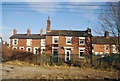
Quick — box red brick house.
[9,17,92,62]
[92,31,119,55]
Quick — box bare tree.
[97,2,120,54]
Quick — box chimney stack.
[40,29,44,36]
[46,16,51,32]
[104,31,109,38]
[86,28,91,35]
[13,29,17,35]
[27,28,31,35]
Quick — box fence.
[49,53,120,65]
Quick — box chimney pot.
[104,31,109,38]
[40,29,44,36]
[27,28,31,35]
[13,29,17,35]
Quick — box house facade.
[9,17,92,61]
[92,31,119,55]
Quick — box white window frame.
[95,52,99,55]
[52,36,59,44]
[65,49,71,61]
[12,47,17,50]
[19,47,24,50]
[66,37,72,45]
[41,39,46,46]
[41,47,45,54]
[112,45,116,51]
[79,37,85,45]
[34,47,39,54]
[104,45,109,51]
[26,47,32,52]
[12,39,18,45]
[79,47,85,58]
[52,47,59,54]
[26,39,32,46]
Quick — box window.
[41,39,45,46]
[79,47,85,58]
[79,37,85,45]
[26,47,32,52]
[26,39,32,46]
[12,47,17,50]
[19,47,24,51]
[12,39,18,45]
[41,47,45,54]
[95,52,99,55]
[34,47,39,54]
[112,45,117,51]
[66,37,72,44]
[105,45,109,51]
[53,36,59,44]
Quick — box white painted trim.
[79,37,85,45]
[12,39,18,45]
[34,47,39,54]
[65,37,72,45]
[78,37,85,39]
[41,39,45,46]
[26,39,32,46]
[26,47,32,52]
[65,49,71,61]
[41,47,45,54]
[79,47,85,58]
[52,47,58,54]
[63,46,74,50]
[12,47,17,50]
[52,36,59,44]
[19,47,24,50]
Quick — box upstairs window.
[66,37,72,44]
[105,45,109,51]
[41,39,45,46]
[26,39,32,46]
[112,45,117,51]
[12,39,18,45]
[53,36,59,44]
[79,37,85,45]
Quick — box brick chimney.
[40,28,44,36]
[27,28,31,35]
[86,28,91,35]
[46,16,51,32]
[13,29,17,35]
[104,31,109,38]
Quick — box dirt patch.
[1,63,119,79]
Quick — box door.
[65,49,71,62]
[53,48,58,63]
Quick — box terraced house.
[9,17,92,62]
[92,31,119,55]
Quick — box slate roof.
[92,36,119,44]
[10,34,46,39]
[47,30,90,37]
[9,30,91,39]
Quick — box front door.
[65,49,71,62]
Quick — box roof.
[92,36,120,45]
[47,30,91,37]
[10,34,46,39]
